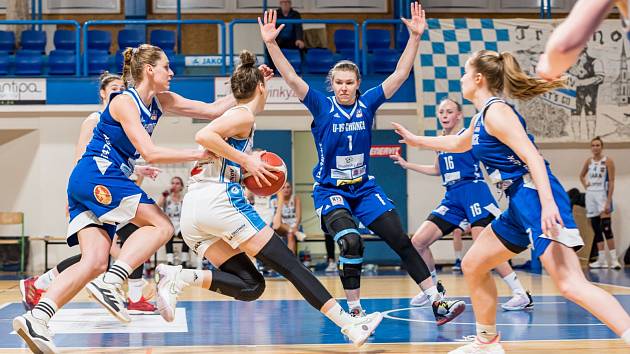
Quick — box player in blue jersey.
[261,3,465,325]
[394,50,630,353]
[12,44,274,353]
[154,50,383,347]
[536,0,628,80]
[391,97,532,311]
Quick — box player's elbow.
[141,148,160,164]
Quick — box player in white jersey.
[273,181,305,254]
[580,136,621,269]
[154,50,382,347]
[537,0,628,79]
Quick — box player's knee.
[411,233,430,251]
[237,279,266,302]
[555,278,582,301]
[157,221,175,244]
[461,254,482,275]
[81,256,109,277]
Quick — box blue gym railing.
[83,20,227,76]
[0,20,81,76]
[228,19,360,74]
[360,19,406,74]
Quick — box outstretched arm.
[382,2,426,99]
[259,10,309,100]
[392,121,473,153]
[390,154,440,176]
[536,0,614,80]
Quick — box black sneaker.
[437,280,446,297]
[433,298,466,326]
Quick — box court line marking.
[0,302,11,311]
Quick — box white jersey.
[164,194,182,234]
[252,194,277,225]
[586,157,609,193]
[281,195,297,227]
[189,106,254,185]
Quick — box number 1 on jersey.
[347,135,353,151]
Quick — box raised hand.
[389,154,409,169]
[392,122,421,147]
[401,2,427,37]
[258,64,274,82]
[258,9,285,44]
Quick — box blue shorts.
[491,173,584,258]
[67,157,154,246]
[313,177,395,228]
[430,180,500,230]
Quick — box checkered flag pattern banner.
[417,18,510,136]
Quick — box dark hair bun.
[239,50,256,68]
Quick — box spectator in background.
[159,176,192,268]
[265,0,305,72]
[273,181,305,255]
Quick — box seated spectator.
[273,181,305,254]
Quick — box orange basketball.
[242,152,287,197]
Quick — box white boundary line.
[0,302,12,311]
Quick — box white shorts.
[181,182,267,256]
[585,191,610,218]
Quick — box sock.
[502,272,526,295]
[181,252,189,263]
[430,270,438,284]
[127,278,144,302]
[179,269,204,287]
[34,269,56,291]
[31,297,58,323]
[324,302,353,328]
[167,253,174,264]
[454,251,463,260]
[347,299,362,310]
[103,260,132,285]
[598,250,606,262]
[609,249,617,261]
[424,285,441,302]
[476,323,498,343]
[622,328,630,345]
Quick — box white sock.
[31,297,58,323]
[609,249,617,261]
[181,252,189,263]
[179,269,204,287]
[502,272,525,295]
[598,250,606,262]
[476,323,498,343]
[347,300,361,310]
[430,270,438,284]
[127,278,144,302]
[423,285,441,302]
[34,269,56,291]
[622,328,630,345]
[167,253,174,264]
[324,302,353,328]
[103,260,132,285]
[454,251,463,260]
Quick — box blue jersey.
[471,97,546,185]
[302,85,386,186]
[438,129,483,189]
[83,88,163,178]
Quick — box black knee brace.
[601,217,614,240]
[255,233,332,310]
[590,216,603,243]
[369,210,431,284]
[210,253,265,302]
[55,254,82,273]
[323,209,363,290]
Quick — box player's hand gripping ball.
[243,152,287,196]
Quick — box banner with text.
[214,77,300,104]
[0,78,46,104]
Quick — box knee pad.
[337,233,364,276]
[218,253,266,302]
[601,218,614,240]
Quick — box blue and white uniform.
[472,97,583,257]
[585,157,613,217]
[67,88,161,246]
[180,106,266,256]
[304,85,395,227]
[430,129,500,231]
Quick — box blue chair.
[53,30,75,51]
[87,30,112,52]
[306,48,334,74]
[150,30,175,52]
[0,51,9,75]
[0,31,15,53]
[366,29,391,52]
[15,50,43,75]
[20,30,46,53]
[334,29,355,52]
[372,49,399,74]
[337,49,360,66]
[87,49,110,75]
[48,50,76,75]
[281,49,301,74]
[396,28,409,50]
[118,29,145,51]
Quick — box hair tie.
[132,47,138,55]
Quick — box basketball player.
[159,176,192,268]
[13,44,273,353]
[19,72,159,313]
[155,50,383,347]
[580,136,621,269]
[394,49,630,353]
[260,4,465,325]
[536,0,628,80]
[391,98,532,311]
